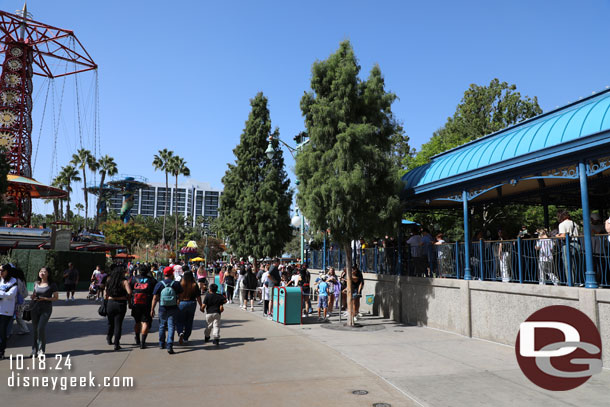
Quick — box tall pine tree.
[219,92,292,272]
[296,41,403,325]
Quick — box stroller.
[87,282,98,300]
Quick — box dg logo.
[515,305,603,391]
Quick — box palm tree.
[75,203,84,228]
[167,155,190,255]
[58,165,81,223]
[47,176,64,221]
[70,148,97,229]
[152,149,174,243]
[94,155,118,230]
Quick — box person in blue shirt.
[316,275,329,321]
[151,267,183,354]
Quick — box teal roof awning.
[403,89,610,193]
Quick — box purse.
[22,302,32,321]
[98,299,108,317]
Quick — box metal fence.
[306,234,610,288]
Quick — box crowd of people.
[0,261,228,359]
[0,257,368,360]
[216,259,365,323]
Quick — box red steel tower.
[0,3,96,223]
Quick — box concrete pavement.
[2,293,609,406]
[0,293,413,407]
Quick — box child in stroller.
[87,282,98,300]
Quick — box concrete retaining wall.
[355,272,610,366]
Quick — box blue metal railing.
[305,234,610,288]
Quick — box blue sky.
[18,0,610,215]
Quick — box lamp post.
[266,133,309,264]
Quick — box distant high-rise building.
[107,179,222,226]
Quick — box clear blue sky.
[19,0,610,215]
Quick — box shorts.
[352,293,362,299]
[64,283,76,292]
[244,290,256,301]
[131,304,152,324]
[318,295,328,309]
[197,278,208,284]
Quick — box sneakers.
[267,315,273,320]
[302,313,307,318]
[178,333,184,345]
[354,316,358,322]
[249,307,254,312]
[167,347,175,355]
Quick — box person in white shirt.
[556,210,580,285]
[0,265,18,359]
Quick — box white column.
[153,186,158,218]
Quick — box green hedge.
[13,249,106,291]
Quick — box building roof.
[403,88,610,193]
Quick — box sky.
[11,0,610,215]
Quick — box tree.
[70,148,97,229]
[102,220,153,252]
[218,92,292,272]
[296,41,403,325]
[167,155,190,256]
[152,149,174,243]
[404,79,544,235]
[406,78,542,171]
[75,203,84,219]
[94,155,118,230]
[58,165,81,224]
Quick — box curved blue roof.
[403,89,610,191]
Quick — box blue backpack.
[160,281,177,306]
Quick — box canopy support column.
[579,161,597,289]
[543,202,550,230]
[462,190,472,280]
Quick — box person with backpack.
[176,271,202,345]
[151,266,183,354]
[0,264,18,359]
[8,266,29,336]
[105,265,133,351]
[130,264,157,349]
[242,266,258,312]
[30,267,58,357]
[201,283,226,346]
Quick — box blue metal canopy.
[403,88,610,193]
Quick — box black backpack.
[132,277,152,305]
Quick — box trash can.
[215,275,225,295]
[272,286,302,325]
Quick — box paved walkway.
[1,293,609,406]
[0,293,412,407]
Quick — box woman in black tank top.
[104,266,132,351]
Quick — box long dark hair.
[180,271,197,298]
[106,266,126,297]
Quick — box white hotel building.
[108,179,222,226]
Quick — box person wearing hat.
[151,266,183,354]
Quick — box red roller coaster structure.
[0,3,96,224]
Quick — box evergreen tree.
[218,92,292,272]
[296,41,403,325]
